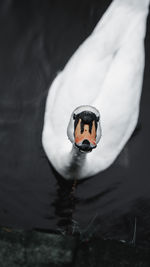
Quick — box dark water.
[0,0,150,247]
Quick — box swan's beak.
[74,119,97,152]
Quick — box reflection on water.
[52,168,80,233]
[52,168,100,240]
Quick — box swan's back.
[42,0,150,178]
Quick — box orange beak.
[74,119,97,147]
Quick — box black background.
[0,0,150,246]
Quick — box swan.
[42,0,150,180]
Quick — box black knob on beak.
[82,139,90,145]
[80,139,91,152]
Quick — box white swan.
[42,0,150,180]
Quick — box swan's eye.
[97,116,99,122]
[73,114,76,120]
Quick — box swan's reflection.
[52,168,80,233]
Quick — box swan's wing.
[87,1,150,175]
[43,0,149,176]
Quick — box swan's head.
[67,105,101,153]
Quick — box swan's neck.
[63,145,87,180]
[71,145,86,167]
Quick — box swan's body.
[42,0,150,179]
